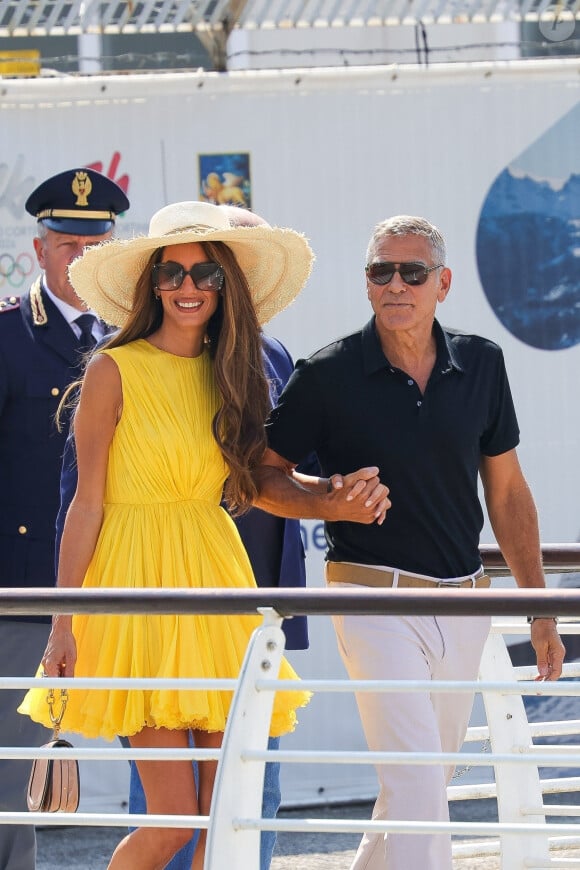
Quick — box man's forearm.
[485,468,565,680]
[293,470,332,494]
[253,463,390,525]
[487,480,545,589]
[253,464,331,519]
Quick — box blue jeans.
[126,735,281,870]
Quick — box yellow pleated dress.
[19,339,310,741]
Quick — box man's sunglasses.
[365,262,444,287]
[152,261,225,293]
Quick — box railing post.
[479,631,550,868]
[204,607,285,870]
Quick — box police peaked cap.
[25,168,130,236]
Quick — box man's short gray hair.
[366,215,446,266]
[36,222,49,241]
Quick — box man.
[54,205,316,870]
[253,215,565,869]
[0,167,129,870]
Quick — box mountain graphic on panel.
[475,102,580,351]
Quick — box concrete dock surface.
[35,799,580,869]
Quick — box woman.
[19,201,313,870]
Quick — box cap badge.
[72,171,92,207]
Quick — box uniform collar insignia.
[30,276,48,326]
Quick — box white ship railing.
[1,545,580,869]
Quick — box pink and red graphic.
[86,152,130,204]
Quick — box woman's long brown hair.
[59,240,270,513]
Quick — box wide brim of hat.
[68,225,314,327]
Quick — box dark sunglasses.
[365,262,444,287]
[152,260,225,293]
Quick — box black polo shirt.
[266,317,520,578]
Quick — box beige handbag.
[27,687,80,813]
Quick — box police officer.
[0,167,129,870]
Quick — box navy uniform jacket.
[0,281,99,618]
[56,334,313,650]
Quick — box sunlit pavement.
[36,801,580,869]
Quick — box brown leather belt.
[325,561,490,589]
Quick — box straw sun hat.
[68,200,315,327]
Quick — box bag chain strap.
[46,688,68,739]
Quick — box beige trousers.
[329,595,491,870]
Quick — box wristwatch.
[527,616,559,624]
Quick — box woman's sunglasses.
[365,262,444,287]
[153,261,225,293]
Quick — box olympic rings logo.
[0,251,34,289]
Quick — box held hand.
[328,466,391,525]
[42,617,77,678]
[530,619,565,681]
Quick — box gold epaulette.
[29,276,48,326]
[0,294,20,313]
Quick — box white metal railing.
[206,614,580,869]
[6,615,580,868]
[2,578,580,869]
[3,0,579,37]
